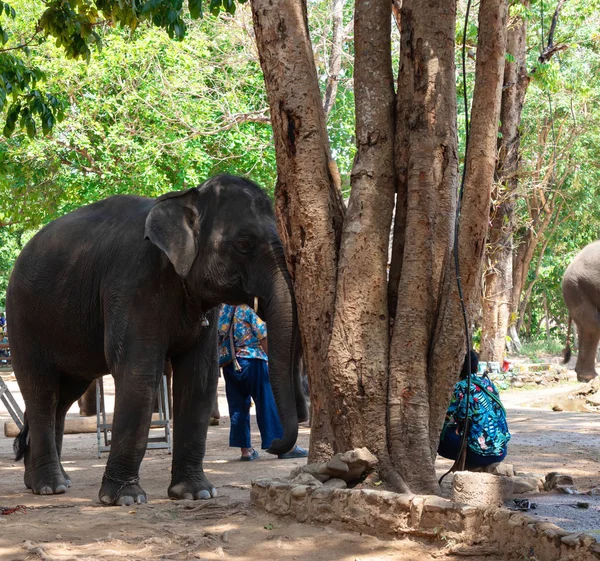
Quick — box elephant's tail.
[563,315,573,364]
[13,413,29,462]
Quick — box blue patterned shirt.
[218,304,268,361]
[443,374,510,456]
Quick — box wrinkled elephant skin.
[7,174,303,505]
[563,240,600,382]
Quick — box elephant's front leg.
[99,359,164,506]
[168,329,219,500]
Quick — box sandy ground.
[1,373,599,560]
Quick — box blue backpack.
[442,374,510,456]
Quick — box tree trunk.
[324,0,398,481]
[480,2,529,362]
[250,0,345,461]
[323,0,345,117]
[252,0,506,494]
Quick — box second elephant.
[562,240,600,382]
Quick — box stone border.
[251,479,600,561]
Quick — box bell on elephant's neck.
[200,314,209,327]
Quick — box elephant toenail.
[39,486,53,495]
[117,496,134,506]
[100,495,112,504]
[197,490,211,500]
[55,485,67,494]
[183,493,194,500]
[136,495,146,504]
[211,488,218,498]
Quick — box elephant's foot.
[576,370,598,383]
[60,464,72,488]
[168,475,217,500]
[25,467,69,495]
[99,474,147,506]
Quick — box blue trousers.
[223,357,283,449]
[438,426,507,468]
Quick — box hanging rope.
[438,0,474,485]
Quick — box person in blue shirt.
[218,304,308,461]
[438,350,510,470]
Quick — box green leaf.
[189,0,203,18]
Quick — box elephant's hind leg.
[19,367,69,495]
[575,321,600,383]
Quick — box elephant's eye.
[233,236,255,254]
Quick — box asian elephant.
[562,240,600,382]
[7,174,303,506]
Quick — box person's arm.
[243,306,268,347]
[260,337,268,354]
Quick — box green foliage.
[0,2,66,138]
[0,5,277,231]
[517,338,565,360]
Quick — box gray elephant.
[7,174,304,506]
[562,240,600,382]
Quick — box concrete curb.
[251,478,600,561]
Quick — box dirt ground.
[1,373,600,561]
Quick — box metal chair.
[96,375,172,457]
[0,374,24,431]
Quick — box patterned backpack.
[443,374,511,456]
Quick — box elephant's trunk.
[260,244,299,456]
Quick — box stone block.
[326,453,350,476]
[512,476,539,494]
[290,473,323,487]
[452,471,513,508]
[323,478,347,489]
[290,462,331,483]
[395,494,413,510]
[544,472,575,491]
[291,485,308,498]
[423,496,455,513]
[561,533,582,547]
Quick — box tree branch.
[0,29,39,54]
[323,0,346,117]
[538,0,568,63]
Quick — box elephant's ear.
[144,188,201,278]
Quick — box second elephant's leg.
[98,359,164,506]
[575,322,600,382]
[55,375,96,487]
[168,326,219,500]
[77,382,97,416]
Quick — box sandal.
[240,449,259,462]
[277,445,308,459]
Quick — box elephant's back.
[6,195,156,372]
[562,240,600,303]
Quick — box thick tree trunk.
[388,0,460,494]
[250,0,345,460]
[252,0,505,494]
[480,3,529,362]
[388,0,507,493]
[325,0,398,479]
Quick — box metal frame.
[96,375,172,457]
[0,373,24,430]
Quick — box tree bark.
[325,0,398,479]
[251,0,345,460]
[387,0,459,494]
[480,2,529,362]
[252,0,506,494]
[388,0,507,493]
